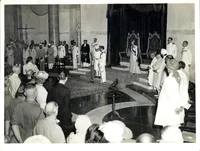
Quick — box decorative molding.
[167,29,195,35]
[81,31,107,35]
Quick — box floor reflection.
[103,106,161,140]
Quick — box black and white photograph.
[0,0,199,148]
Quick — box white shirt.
[52,45,58,58]
[36,84,48,110]
[182,47,192,65]
[8,73,21,98]
[58,45,66,58]
[23,62,39,75]
[167,43,177,58]
[99,51,106,66]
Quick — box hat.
[35,71,49,80]
[99,121,124,143]
[112,120,133,139]
[166,59,179,71]
[24,135,51,144]
[161,49,168,55]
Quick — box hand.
[179,106,184,112]
[5,134,10,143]
[175,108,180,114]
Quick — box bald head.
[44,102,58,116]
[12,66,21,74]
[160,126,183,143]
[136,133,156,143]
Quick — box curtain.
[107,4,167,66]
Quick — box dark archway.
[106,4,167,66]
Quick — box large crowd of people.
[4,35,192,143]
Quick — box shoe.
[94,76,98,78]
[98,76,101,79]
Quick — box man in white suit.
[154,59,185,127]
[99,46,106,83]
[166,37,177,59]
[181,41,192,78]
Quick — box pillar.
[13,5,23,41]
[48,5,60,46]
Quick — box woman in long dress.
[129,40,140,74]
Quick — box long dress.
[129,45,140,74]
[154,73,184,127]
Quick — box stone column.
[13,5,22,41]
[48,5,60,46]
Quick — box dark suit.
[81,43,90,63]
[47,82,73,137]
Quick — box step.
[70,70,86,75]
[120,61,130,67]
[77,67,91,72]
[65,66,73,69]
[133,81,153,91]
[111,66,129,72]
[140,63,150,70]
[139,77,149,84]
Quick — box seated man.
[34,102,66,143]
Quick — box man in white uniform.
[72,42,80,69]
[35,71,49,109]
[93,45,101,78]
[166,37,177,59]
[181,41,192,78]
[51,41,58,58]
[57,41,66,59]
[99,46,106,83]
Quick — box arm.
[12,125,23,143]
[174,45,177,58]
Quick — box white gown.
[129,45,140,74]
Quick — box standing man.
[23,44,30,65]
[29,45,37,64]
[93,45,101,78]
[181,41,192,77]
[37,44,46,71]
[166,37,177,59]
[99,46,106,83]
[8,66,21,98]
[47,43,55,71]
[35,71,49,110]
[51,41,58,59]
[33,102,66,143]
[14,43,23,66]
[58,41,66,59]
[47,70,73,138]
[81,40,90,66]
[154,59,184,127]
[72,42,80,70]
[11,83,45,143]
[6,44,14,66]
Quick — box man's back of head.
[25,83,37,101]
[160,126,183,143]
[44,102,58,117]
[136,133,156,143]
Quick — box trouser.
[39,60,45,71]
[100,66,106,82]
[72,56,77,69]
